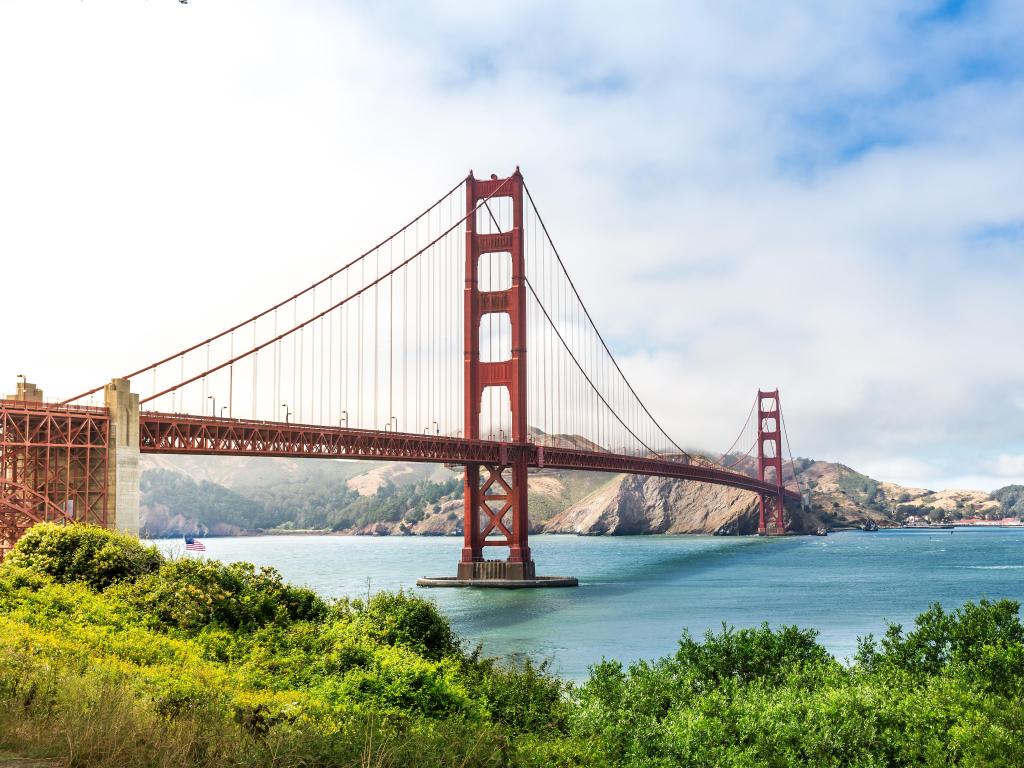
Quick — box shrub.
[348,591,460,660]
[673,622,835,689]
[325,644,481,718]
[123,558,327,633]
[570,623,838,764]
[856,599,1024,696]
[0,562,52,592]
[571,612,1024,767]
[468,656,569,734]
[3,523,162,590]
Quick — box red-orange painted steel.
[1,397,799,559]
[139,413,508,463]
[462,170,531,566]
[0,400,110,560]
[137,413,799,499]
[539,446,801,500]
[756,389,786,534]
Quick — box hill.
[138,454,1024,538]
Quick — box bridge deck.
[139,412,799,500]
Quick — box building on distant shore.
[956,517,1024,527]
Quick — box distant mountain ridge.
[138,453,1024,538]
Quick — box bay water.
[152,529,1024,680]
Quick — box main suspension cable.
[142,177,511,406]
[524,277,666,458]
[62,177,467,404]
[523,182,689,459]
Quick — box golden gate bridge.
[0,169,802,585]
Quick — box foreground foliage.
[1,524,1023,767]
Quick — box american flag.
[184,536,207,552]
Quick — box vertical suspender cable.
[373,249,379,429]
[389,240,394,429]
[328,281,333,425]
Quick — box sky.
[1,0,1022,491]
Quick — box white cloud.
[1,1,1022,489]
[992,454,1024,479]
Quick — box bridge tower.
[757,389,786,535]
[458,169,535,581]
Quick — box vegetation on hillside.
[141,463,611,537]
[142,468,461,535]
[2,523,1023,766]
[835,469,883,510]
[993,484,1024,518]
[141,470,274,531]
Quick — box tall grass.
[0,645,514,768]
[0,649,235,768]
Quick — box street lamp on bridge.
[207,395,215,418]
[281,403,291,424]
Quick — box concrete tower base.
[417,559,577,589]
[104,378,140,536]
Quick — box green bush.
[467,656,569,734]
[4,523,162,590]
[673,621,836,689]
[3,522,1024,767]
[347,590,461,661]
[326,643,480,718]
[856,598,1024,697]
[568,605,1024,766]
[122,558,327,633]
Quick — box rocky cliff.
[540,472,837,535]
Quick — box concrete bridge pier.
[103,378,140,536]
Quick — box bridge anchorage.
[2,166,803,579]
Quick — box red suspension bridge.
[1,169,802,584]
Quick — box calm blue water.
[152,529,1024,680]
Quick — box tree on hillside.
[992,485,1024,518]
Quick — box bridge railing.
[1,399,110,415]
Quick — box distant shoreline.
[145,524,1023,541]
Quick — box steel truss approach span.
[0,400,109,560]
[3,168,804,578]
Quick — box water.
[151,529,1024,680]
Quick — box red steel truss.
[139,413,507,463]
[0,480,75,561]
[138,412,799,500]
[0,400,110,559]
[537,445,800,500]
[0,402,797,560]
